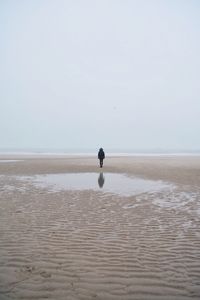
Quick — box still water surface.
[32,173,170,196]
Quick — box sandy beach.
[0,155,200,300]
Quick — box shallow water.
[31,173,170,196]
[0,160,22,163]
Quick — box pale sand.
[0,156,200,299]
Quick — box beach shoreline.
[0,156,200,299]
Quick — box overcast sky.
[0,0,200,151]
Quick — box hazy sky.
[1,0,200,151]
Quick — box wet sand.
[0,155,200,299]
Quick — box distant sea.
[0,149,200,156]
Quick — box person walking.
[98,148,105,168]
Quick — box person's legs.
[100,159,103,168]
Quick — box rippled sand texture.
[0,156,200,300]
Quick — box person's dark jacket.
[98,148,105,160]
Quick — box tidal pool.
[31,173,170,196]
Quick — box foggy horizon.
[1,0,200,151]
[0,146,200,154]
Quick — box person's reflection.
[98,172,105,188]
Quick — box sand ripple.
[0,176,200,299]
